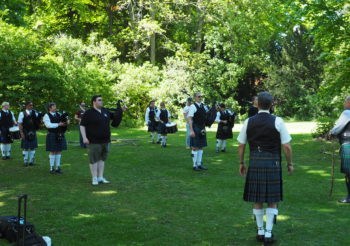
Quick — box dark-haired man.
[0,102,17,160]
[330,95,350,203]
[18,101,41,166]
[215,103,235,152]
[237,91,293,244]
[187,92,208,171]
[145,100,160,144]
[80,95,112,185]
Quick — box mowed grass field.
[0,123,349,246]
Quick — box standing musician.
[75,101,87,148]
[330,96,350,203]
[156,102,171,148]
[237,92,293,244]
[183,97,192,149]
[43,103,69,174]
[187,92,208,171]
[215,103,235,153]
[145,100,161,144]
[0,102,17,160]
[18,102,41,166]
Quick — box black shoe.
[2,156,6,160]
[338,198,350,203]
[216,148,220,153]
[152,140,155,144]
[221,149,226,152]
[198,165,208,170]
[6,156,10,159]
[24,162,29,167]
[29,162,34,166]
[156,140,161,144]
[256,235,265,242]
[50,169,55,174]
[55,168,63,174]
[164,144,167,148]
[264,235,275,245]
[193,166,201,171]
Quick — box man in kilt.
[43,103,68,174]
[215,103,235,153]
[18,102,42,166]
[237,92,293,245]
[156,102,171,148]
[0,102,17,160]
[330,96,350,203]
[145,101,160,144]
[188,92,208,171]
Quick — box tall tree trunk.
[128,0,141,62]
[195,14,204,53]
[150,0,156,64]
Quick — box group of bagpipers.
[1,92,350,245]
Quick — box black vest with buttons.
[159,109,169,123]
[193,103,206,127]
[148,106,157,122]
[47,113,61,133]
[23,111,39,131]
[247,113,281,153]
[0,110,13,128]
[339,121,350,144]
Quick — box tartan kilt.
[340,143,350,174]
[46,132,67,152]
[0,127,13,144]
[148,121,159,132]
[21,132,38,149]
[244,151,283,203]
[157,122,167,134]
[216,124,233,140]
[190,124,207,148]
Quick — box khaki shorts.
[87,143,110,164]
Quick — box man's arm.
[331,111,350,135]
[238,144,247,176]
[80,125,89,144]
[282,143,293,174]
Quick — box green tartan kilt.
[340,143,350,174]
[244,151,283,203]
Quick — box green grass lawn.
[0,126,349,246]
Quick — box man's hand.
[20,132,25,140]
[58,122,66,126]
[222,120,228,124]
[239,164,246,176]
[190,130,195,138]
[83,138,90,145]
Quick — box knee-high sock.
[23,151,29,163]
[49,155,55,170]
[346,175,350,198]
[192,150,198,167]
[197,150,203,166]
[164,136,167,144]
[216,139,222,149]
[222,140,227,150]
[1,144,5,157]
[6,144,11,156]
[157,134,161,141]
[253,209,265,235]
[265,208,278,238]
[151,132,155,141]
[29,150,35,163]
[55,154,61,169]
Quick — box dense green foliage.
[0,0,349,127]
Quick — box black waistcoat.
[220,111,230,121]
[247,113,281,153]
[149,107,157,122]
[47,113,61,133]
[339,121,350,144]
[160,109,169,123]
[23,111,39,131]
[193,103,206,127]
[0,110,13,128]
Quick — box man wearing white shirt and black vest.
[187,92,208,171]
[18,101,41,166]
[215,103,235,153]
[237,92,293,245]
[330,96,350,203]
[156,102,171,148]
[145,100,160,144]
[0,102,17,160]
[43,103,68,174]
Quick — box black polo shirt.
[80,107,112,144]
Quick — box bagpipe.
[205,102,219,128]
[105,100,127,128]
[57,111,69,133]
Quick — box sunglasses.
[197,96,202,98]
[97,99,103,101]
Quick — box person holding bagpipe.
[18,101,43,166]
[215,103,235,153]
[0,102,17,160]
[80,95,126,185]
[330,95,350,203]
[75,101,87,148]
[145,100,161,144]
[43,102,69,174]
[156,102,171,148]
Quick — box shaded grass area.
[0,127,349,246]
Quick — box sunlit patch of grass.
[92,190,118,195]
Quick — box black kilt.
[340,143,350,174]
[157,122,167,134]
[21,131,38,149]
[46,132,67,152]
[0,127,13,144]
[148,121,159,132]
[216,123,233,140]
[190,124,207,148]
[244,151,282,203]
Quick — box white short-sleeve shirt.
[237,110,291,144]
